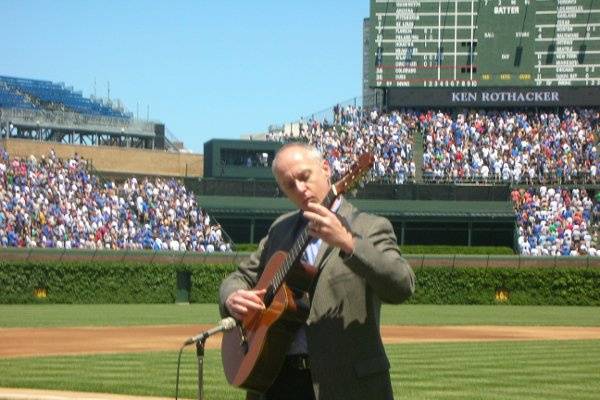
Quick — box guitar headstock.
[333,153,375,196]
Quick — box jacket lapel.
[314,198,356,271]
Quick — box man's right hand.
[225,288,267,320]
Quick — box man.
[219,143,415,400]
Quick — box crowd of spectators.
[0,147,230,252]
[513,186,600,256]
[266,104,600,257]
[267,105,417,184]
[420,108,600,184]
[269,106,599,185]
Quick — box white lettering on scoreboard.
[493,6,520,14]
[451,91,560,103]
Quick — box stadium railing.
[285,93,381,131]
[0,107,155,137]
[421,170,598,185]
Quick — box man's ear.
[322,159,331,179]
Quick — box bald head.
[271,143,331,211]
[272,143,323,175]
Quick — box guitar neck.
[270,186,338,291]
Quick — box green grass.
[1,304,599,399]
[0,349,239,399]
[0,304,221,328]
[1,304,600,328]
[381,305,600,326]
[394,340,600,400]
[0,341,598,400]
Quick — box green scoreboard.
[369,0,600,91]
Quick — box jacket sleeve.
[342,213,415,304]
[218,235,268,317]
[218,211,299,317]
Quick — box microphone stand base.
[196,339,206,400]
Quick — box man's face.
[273,147,331,211]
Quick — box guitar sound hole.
[264,285,275,307]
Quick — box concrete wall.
[2,138,203,177]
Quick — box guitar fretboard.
[270,187,338,291]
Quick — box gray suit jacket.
[219,198,415,400]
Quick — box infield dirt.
[2,325,600,358]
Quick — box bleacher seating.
[512,186,599,256]
[0,83,36,110]
[268,106,600,185]
[0,147,230,252]
[419,108,600,184]
[0,75,130,119]
[268,106,417,184]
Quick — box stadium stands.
[0,75,130,119]
[267,105,417,184]
[0,82,36,110]
[513,186,599,256]
[0,147,230,252]
[420,108,600,184]
[263,104,600,256]
[268,106,600,185]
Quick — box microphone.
[184,317,237,345]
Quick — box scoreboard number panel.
[369,0,600,88]
[478,0,536,75]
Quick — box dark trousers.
[264,355,315,400]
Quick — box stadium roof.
[199,196,515,221]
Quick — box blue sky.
[2,1,369,153]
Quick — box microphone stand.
[183,317,235,400]
[196,338,206,400]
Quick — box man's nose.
[295,180,307,193]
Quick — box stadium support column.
[249,218,255,244]
[400,221,405,246]
[0,111,7,142]
[154,123,165,150]
[413,125,424,183]
[468,221,473,247]
[382,89,388,113]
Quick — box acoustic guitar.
[221,152,374,393]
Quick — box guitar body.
[221,250,317,393]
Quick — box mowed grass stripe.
[391,340,600,400]
[0,341,599,400]
[391,341,599,371]
[0,351,242,400]
[381,305,600,326]
[0,304,221,327]
[2,304,600,327]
